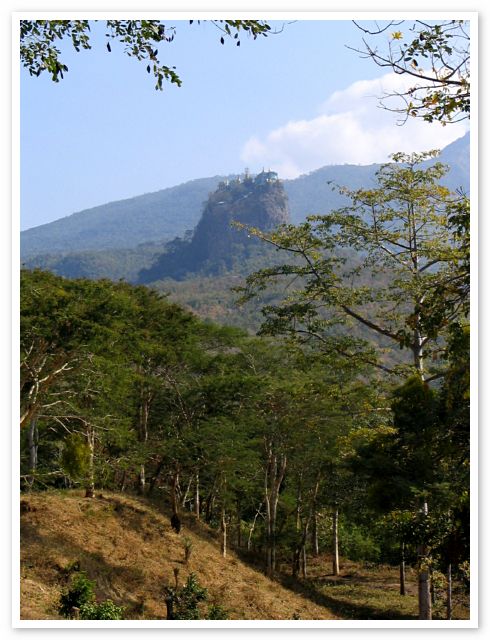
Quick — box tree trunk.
[194,472,200,520]
[264,442,287,578]
[165,594,174,620]
[28,417,38,488]
[84,427,95,498]
[295,477,302,531]
[171,468,180,516]
[221,505,227,558]
[332,508,340,576]
[181,474,193,509]
[292,548,300,578]
[204,477,217,523]
[418,562,432,619]
[137,386,152,495]
[417,501,432,620]
[236,502,242,548]
[293,478,319,579]
[446,563,452,620]
[412,320,426,380]
[138,464,146,496]
[312,510,319,557]
[248,504,262,551]
[301,544,307,579]
[119,469,127,492]
[400,541,406,596]
[148,457,165,495]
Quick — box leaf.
[220,36,224,45]
[106,42,111,52]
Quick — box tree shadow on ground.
[274,572,418,620]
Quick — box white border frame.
[12,10,479,631]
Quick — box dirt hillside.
[20,490,338,621]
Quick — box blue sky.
[20,19,469,230]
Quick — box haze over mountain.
[21,133,469,261]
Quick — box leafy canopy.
[20,20,271,90]
[237,150,468,380]
[352,20,470,124]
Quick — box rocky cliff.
[138,171,290,282]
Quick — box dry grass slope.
[20,491,339,621]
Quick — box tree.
[20,19,271,90]
[238,151,467,381]
[352,19,470,124]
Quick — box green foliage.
[20,263,469,601]
[165,573,208,620]
[20,20,270,90]
[206,604,229,620]
[61,434,91,481]
[338,521,381,563]
[58,571,125,619]
[164,573,229,620]
[355,20,470,124]
[79,599,125,620]
[239,150,467,380]
[58,572,96,618]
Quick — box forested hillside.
[21,158,469,618]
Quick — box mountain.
[20,176,223,258]
[21,133,469,259]
[139,171,290,282]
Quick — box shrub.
[183,537,193,565]
[166,573,207,620]
[206,603,229,620]
[58,572,95,618]
[79,600,125,620]
[165,573,227,620]
[58,571,125,620]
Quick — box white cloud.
[241,72,468,179]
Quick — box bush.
[165,573,207,620]
[58,572,96,618]
[165,573,228,620]
[58,571,125,620]
[206,603,229,620]
[79,600,125,620]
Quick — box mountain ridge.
[21,133,469,259]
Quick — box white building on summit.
[254,170,279,186]
[217,169,279,191]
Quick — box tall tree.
[238,151,467,381]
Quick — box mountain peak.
[138,172,290,282]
